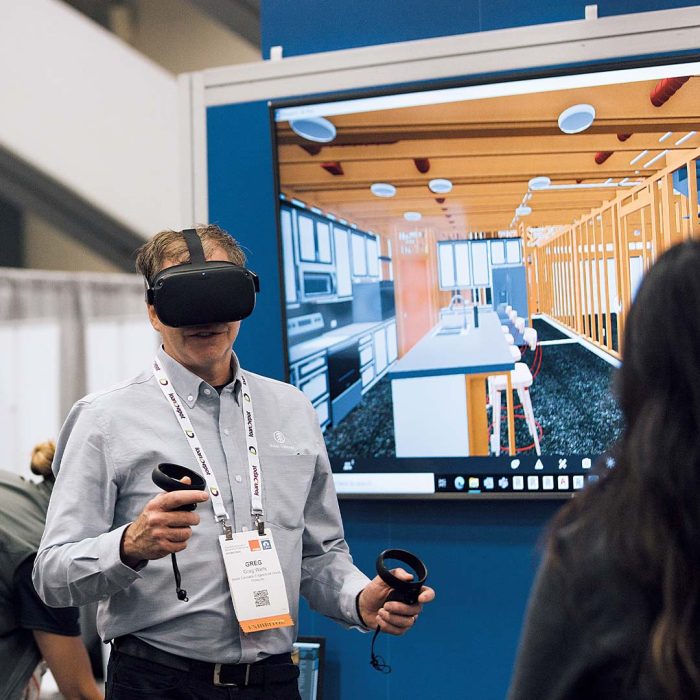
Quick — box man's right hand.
[120,488,209,568]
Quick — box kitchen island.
[389,309,516,457]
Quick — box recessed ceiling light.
[558,104,596,134]
[289,116,336,143]
[428,178,453,194]
[404,211,422,221]
[370,182,396,198]
[515,206,532,216]
[528,176,551,190]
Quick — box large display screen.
[271,59,700,498]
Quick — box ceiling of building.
[276,74,700,239]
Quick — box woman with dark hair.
[508,239,700,700]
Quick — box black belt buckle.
[213,663,250,687]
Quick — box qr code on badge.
[254,589,271,608]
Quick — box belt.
[113,635,298,688]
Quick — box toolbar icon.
[534,459,544,470]
[483,477,494,490]
[581,457,592,469]
[454,476,465,490]
[573,475,584,490]
[498,477,509,489]
[468,477,479,490]
[542,475,554,490]
[557,475,570,490]
[513,476,524,490]
[510,459,520,470]
[527,475,539,490]
[558,458,568,470]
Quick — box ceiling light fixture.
[404,211,422,221]
[643,150,668,168]
[289,116,337,143]
[630,150,649,165]
[428,178,453,194]
[558,104,596,134]
[528,176,551,190]
[675,131,697,145]
[515,206,532,216]
[370,182,396,198]
[659,131,673,142]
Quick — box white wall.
[0,0,181,239]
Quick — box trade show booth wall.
[182,6,700,697]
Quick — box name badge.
[219,530,293,633]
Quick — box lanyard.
[152,359,265,536]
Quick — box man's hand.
[358,568,436,635]
[120,487,209,568]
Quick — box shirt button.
[235,475,242,483]
[187,395,194,402]
[204,388,212,396]
[224,428,230,436]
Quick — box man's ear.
[146,303,162,333]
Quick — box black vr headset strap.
[145,228,205,304]
[182,228,205,265]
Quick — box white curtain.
[0,268,158,479]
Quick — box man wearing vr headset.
[34,225,434,699]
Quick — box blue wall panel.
[207,102,286,380]
[261,0,698,58]
[298,499,560,700]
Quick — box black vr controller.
[370,549,428,673]
[151,463,206,510]
[151,463,207,602]
[376,548,428,605]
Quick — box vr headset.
[145,228,260,327]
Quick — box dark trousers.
[107,646,301,700]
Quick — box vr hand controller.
[151,463,206,601]
[370,549,428,672]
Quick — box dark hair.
[135,224,246,284]
[549,240,700,697]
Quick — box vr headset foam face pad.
[150,261,259,328]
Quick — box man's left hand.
[357,569,435,635]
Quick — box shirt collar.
[155,347,242,409]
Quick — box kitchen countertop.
[288,320,394,364]
[388,309,515,380]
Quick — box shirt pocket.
[261,454,316,531]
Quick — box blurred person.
[508,239,700,699]
[0,441,102,700]
[33,225,434,699]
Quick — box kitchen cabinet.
[280,207,298,304]
[333,225,352,298]
[387,320,398,362]
[289,349,330,429]
[373,326,388,375]
[351,231,380,280]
